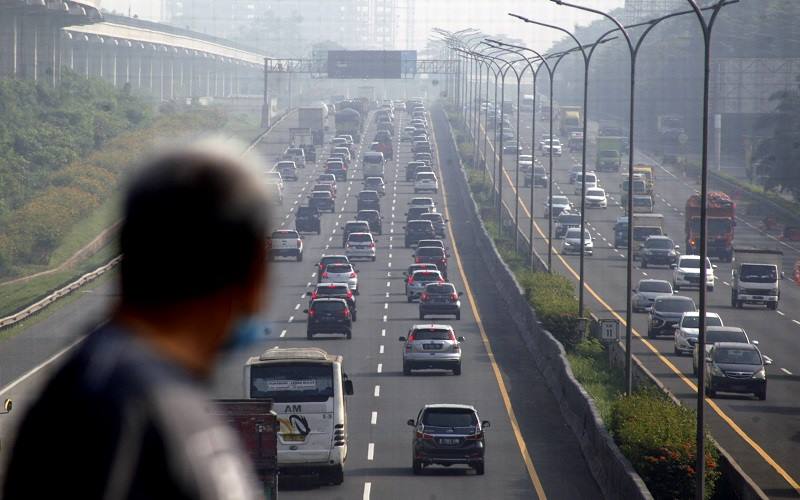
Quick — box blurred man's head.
[118,140,271,372]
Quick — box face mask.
[222,316,273,352]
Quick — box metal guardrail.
[0,109,295,332]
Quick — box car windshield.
[634,198,652,206]
[311,301,346,313]
[740,264,777,282]
[426,284,455,294]
[412,198,433,206]
[566,229,590,239]
[412,328,453,340]
[297,207,317,216]
[587,189,604,197]
[639,281,672,293]
[713,348,761,365]
[316,286,348,296]
[312,192,330,198]
[413,272,441,283]
[326,264,352,274]
[409,265,436,273]
[707,330,748,344]
[633,227,661,239]
[558,214,581,225]
[422,408,478,428]
[417,173,436,180]
[359,192,378,201]
[348,234,372,242]
[656,298,696,313]
[679,258,710,269]
[250,364,333,403]
[272,231,297,238]
[321,257,347,265]
[553,197,569,205]
[647,239,674,249]
[421,214,443,222]
[417,247,444,257]
[682,316,723,328]
[418,240,443,248]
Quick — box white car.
[574,172,598,196]
[265,171,284,191]
[345,232,377,261]
[414,172,439,193]
[320,262,359,293]
[584,187,607,208]
[409,197,437,212]
[541,138,562,156]
[545,195,572,218]
[561,228,593,256]
[672,255,716,291]
[673,312,723,355]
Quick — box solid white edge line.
[0,335,86,396]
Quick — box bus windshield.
[250,363,334,402]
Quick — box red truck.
[210,399,279,499]
[684,191,735,262]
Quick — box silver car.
[673,312,723,355]
[320,262,359,293]
[632,279,674,312]
[406,269,444,302]
[399,324,465,375]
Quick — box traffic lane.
[492,122,800,496]
[435,106,602,498]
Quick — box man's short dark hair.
[120,144,270,307]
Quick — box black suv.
[407,404,489,475]
[304,298,352,339]
[406,161,425,181]
[405,206,431,222]
[357,190,381,212]
[307,283,357,321]
[404,220,436,248]
[648,295,696,338]
[640,235,680,268]
[357,210,383,234]
[341,220,371,247]
[295,206,321,234]
[414,246,448,278]
[419,282,462,320]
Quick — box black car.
[406,161,425,181]
[325,162,347,181]
[705,342,768,400]
[405,206,431,222]
[357,210,383,234]
[640,236,680,268]
[309,191,335,213]
[419,282,462,319]
[307,283,357,321]
[341,220,371,247]
[648,295,696,338]
[404,220,436,248]
[304,298,352,339]
[374,130,392,144]
[408,404,489,475]
[414,246,448,278]
[357,190,381,212]
[315,255,350,283]
[295,206,321,234]
[300,144,316,162]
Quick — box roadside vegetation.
[0,72,236,317]
[446,105,722,499]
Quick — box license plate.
[423,343,442,350]
[439,438,460,445]
[753,296,763,300]
[283,434,306,442]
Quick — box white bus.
[362,151,386,179]
[244,347,354,485]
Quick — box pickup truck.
[209,400,278,500]
[269,229,304,261]
[731,248,783,310]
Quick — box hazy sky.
[100,0,626,51]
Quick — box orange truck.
[684,192,735,262]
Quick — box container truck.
[684,192,735,261]
[209,399,279,499]
[595,136,625,172]
[559,106,582,136]
[730,248,783,310]
[334,106,363,144]
[298,106,327,145]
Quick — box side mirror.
[407,419,416,427]
[632,289,637,293]
[457,336,466,342]
[705,357,713,362]
[670,264,677,269]
[344,379,354,395]
[398,336,407,342]
[302,309,309,314]
[712,264,718,269]
[780,271,786,280]
[2,399,11,413]
[675,245,681,250]
[481,420,491,429]
[402,271,407,276]
[764,357,773,366]
[751,340,759,346]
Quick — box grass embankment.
[445,105,721,499]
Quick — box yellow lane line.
[435,111,548,499]
[482,122,800,494]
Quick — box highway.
[480,105,800,498]
[0,100,605,498]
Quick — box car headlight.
[752,369,766,380]
[564,241,574,246]
[710,363,724,377]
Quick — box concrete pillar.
[18,14,39,80]
[90,36,103,79]
[205,55,212,96]
[0,14,20,78]
[213,57,220,97]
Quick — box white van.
[574,171,598,195]
[362,151,386,179]
[245,347,354,484]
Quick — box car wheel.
[307,331,313,340]
[757,385,767,401]
[371,256,376,262]
[455,311,461,320]
[407,295,413,303]
[641,259,647,269]
[474,461,484,475]
[412,460,423,475]
[674,346,681,356]
[327,465,344,485]
[453,364,461,376]
[647,328,655,339]
[707,286,714,292]
[673,283,680,291]
[767,301,778,311]
[346,329,352,340]
[730,291,737,308]
[692,362,697,375]
[297,253,303,262]
[705,386,716,398]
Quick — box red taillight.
[420,292,429,301]
[319,264,324,271]
[296,239,302,248]
[415,257,421,263]
[308,309,316,317]
[450,293,458,301]
[407,276,413,284]
[311,291,319,300]
[370,242,375,248]
[438,277,445,283]
[322,272,329,278]
[343,308,351,318]
[349,272,356,278]
[465,431,483,441]
[415,430,434,440]
[346,289,353,298]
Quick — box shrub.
[611,391,720,499]
[520,272,583,350]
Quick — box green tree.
[754,77,800,200]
